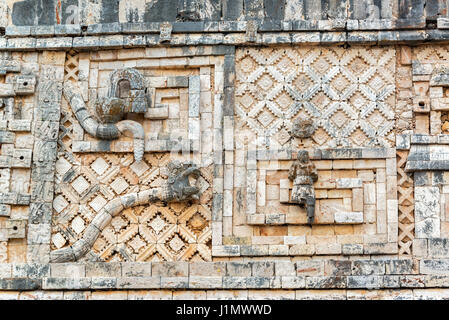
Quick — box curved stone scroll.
[50,161,201,262]
[63,81,145,162]
[290,117,315,138]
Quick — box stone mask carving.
[50,160,203,262]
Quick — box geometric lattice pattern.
[235,46,396,148]
[397,150,414,255]
[48,48,218,262]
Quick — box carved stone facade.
[4,0,449,301]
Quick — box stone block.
[306,276,346,289]
[289,244,316,255]
[342,244,363,255]
[0,279,41,291]
[50,263,85,278]
[116,277,161,289]
[189,277,223,289]
[160,277,189,289]
[43,278,91,290]
[336,178,362,189]
[152,262,188,277]
[347,276,382,289]
[212,245,240,256]
[400,275,426,288]
[385,260,415,275]
[275,261,296,276]
[223,277,248,289]
[323,260,349,277]
[12,264,50,278]
[0,264,11,278]
[246,277,280,289]
[413,239,428,257]
[121,263,152,277]
[315,243,342,255]
[415,186,441,239]
[251,261,274,277]
[429,238,449,258]
[226,262,252,276]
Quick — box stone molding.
[5,30,449,51]
[4,258,449,291]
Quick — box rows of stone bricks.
[2,259,449,291]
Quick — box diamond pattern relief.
[257,109,275,128]
[168,234,185,253]
[397,150,414,255]
[235,46,396,148]
[149,214,168,235]
[257,73,275,92]
[414,45,449,62]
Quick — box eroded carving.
[291,117,316,138]
[165,160,201,202]
[49,160,202,262]
[63,81,145,161]
[288,150,318,224]
[160,22,172,43]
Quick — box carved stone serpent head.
[166,160,201,201]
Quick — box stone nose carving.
[290,117,315,139]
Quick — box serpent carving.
[50,161,202,262]
[288,150,318,224]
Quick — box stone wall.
[3,0,449,300]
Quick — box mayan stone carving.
[288,150,318,224]
[4,0,449,301]
[50,159,203,262]
[235,46,396,149]
[63,68,147,162]
[290,117,315,138]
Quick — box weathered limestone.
[63,81,145,162]
[50,160,202,262]
[288,150,318,224]
[4,0,449,301]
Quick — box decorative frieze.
[4,22,449,297]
